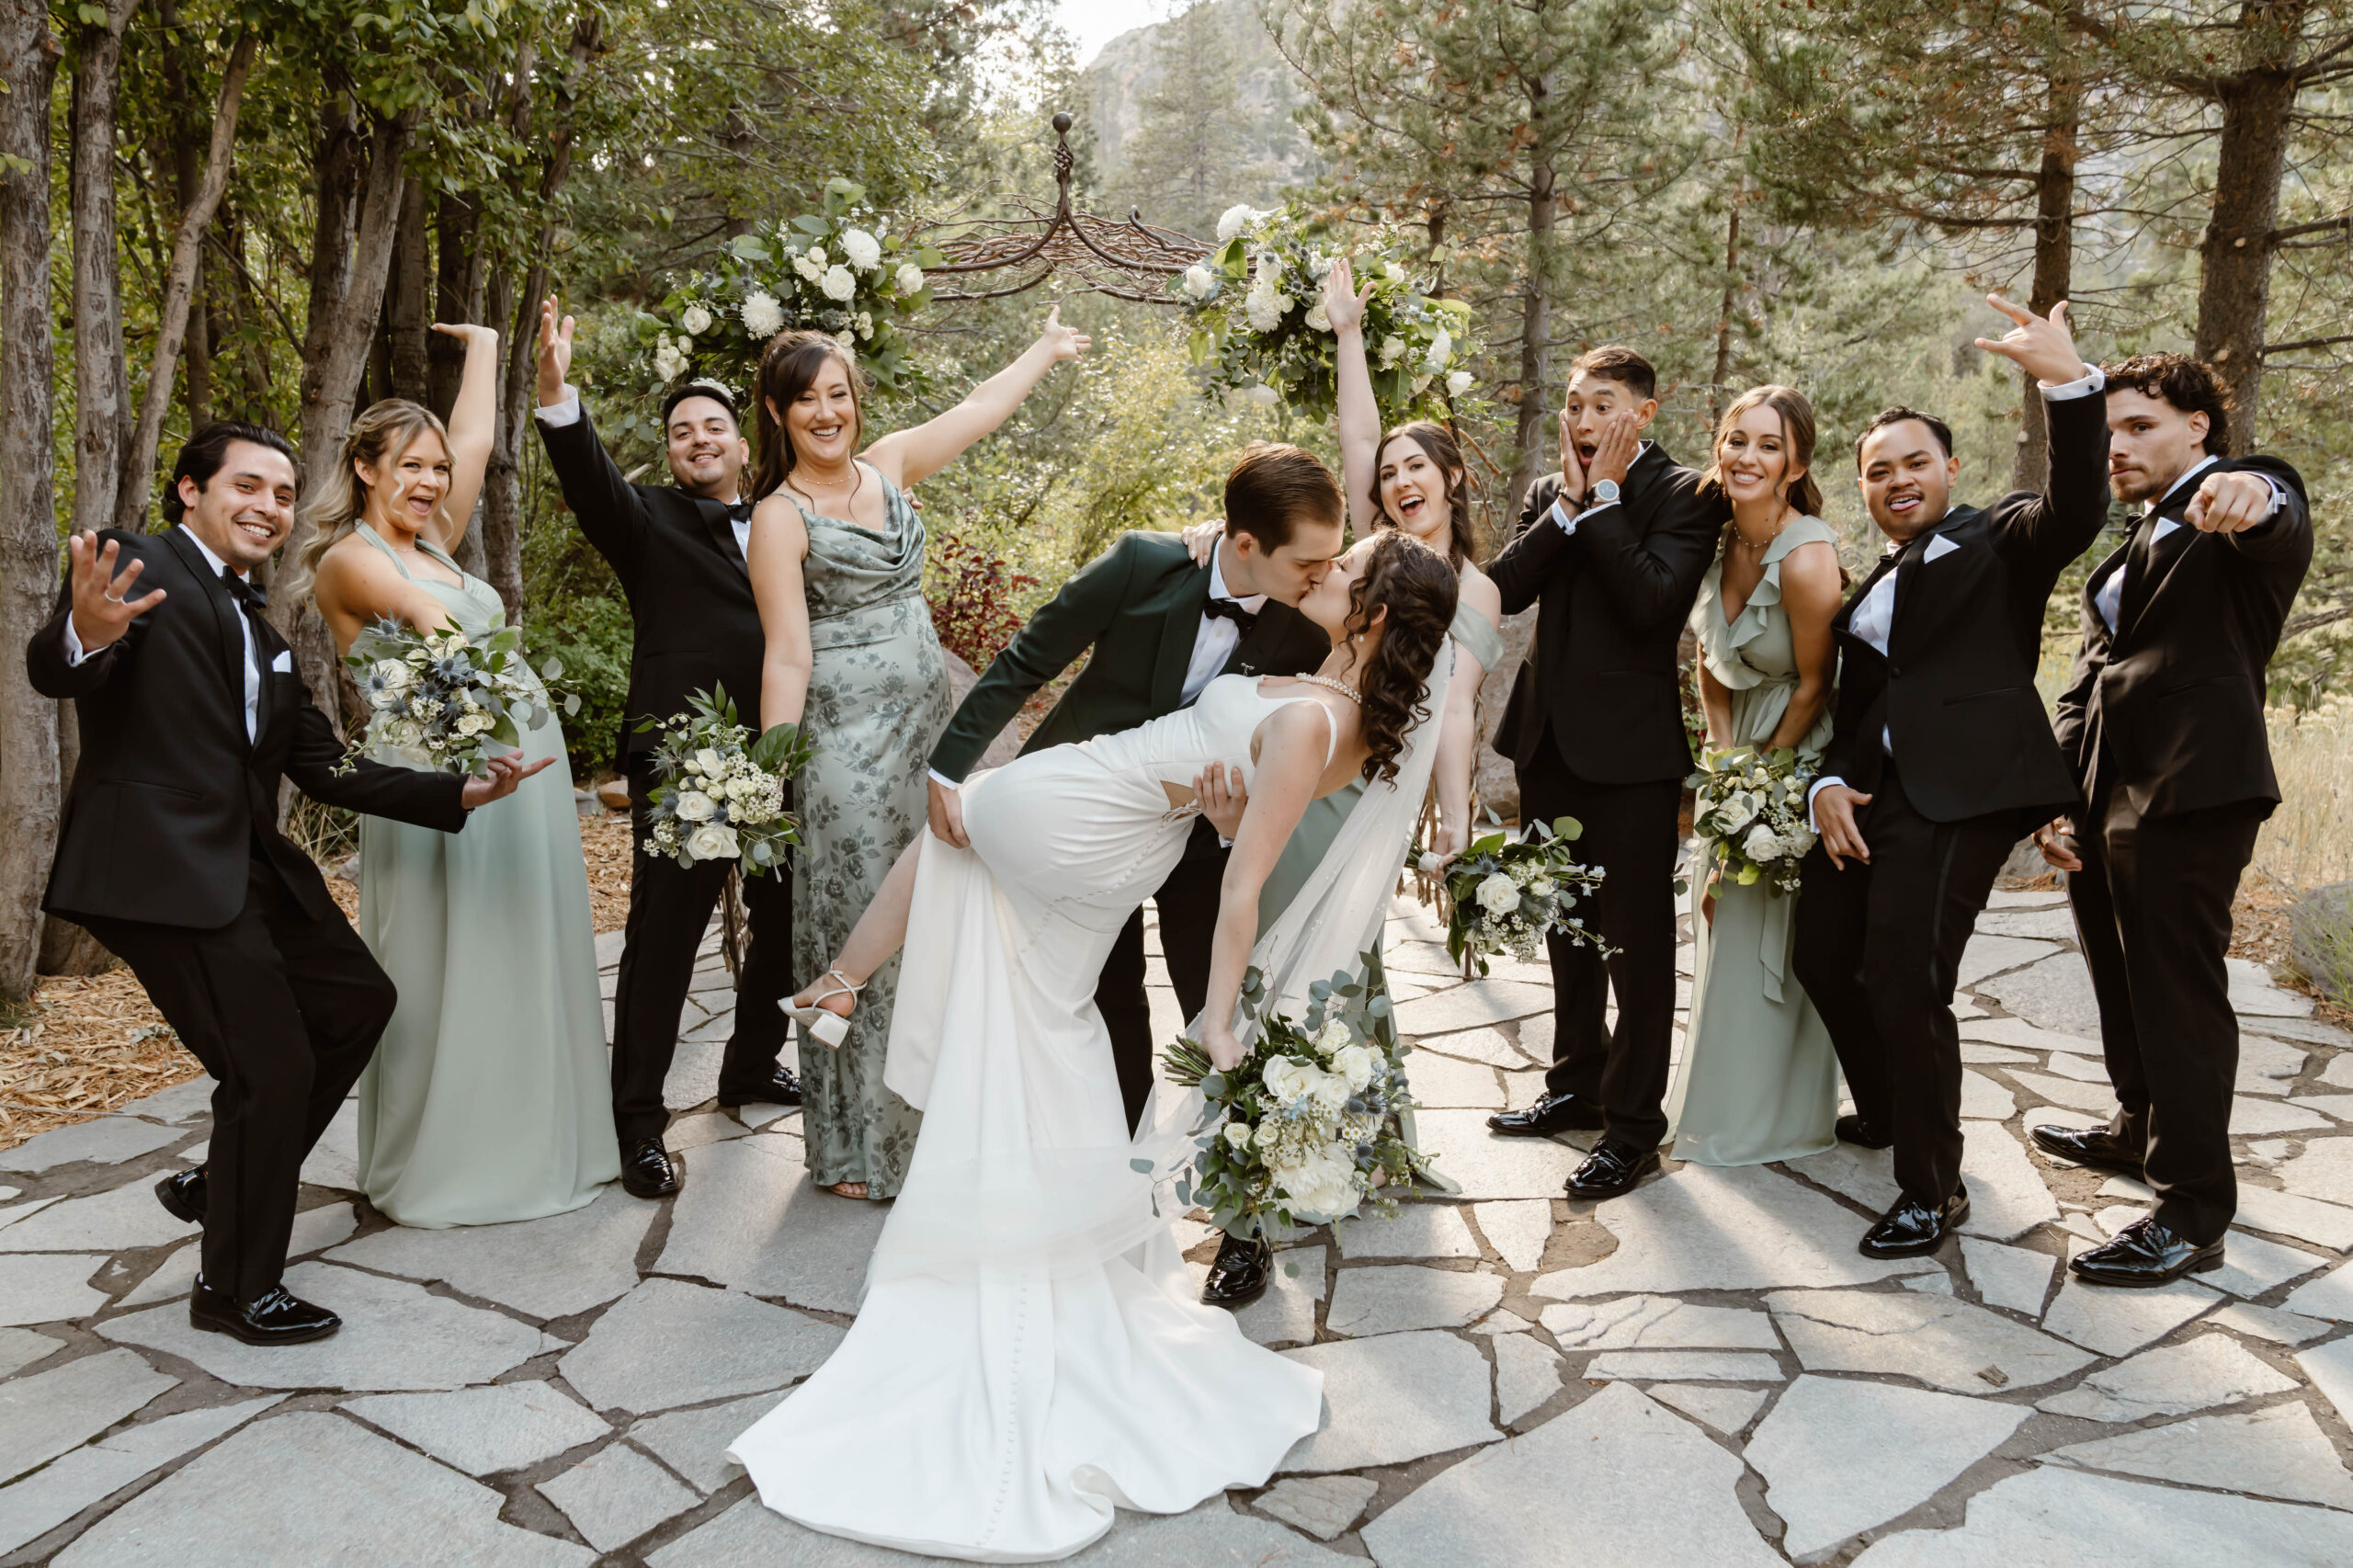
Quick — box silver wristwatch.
[1588,479,1621,506]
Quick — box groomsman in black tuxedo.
[1795,297,2110,1258]
[1482,347,1723,1200]
[28,424,542,1344]
[2030,353,2312,1286]
[534,299,801,1200]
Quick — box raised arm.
[426,322,500,554]
[746,498,815,732]
[1199,701,1334,1070]
[864,307,1090,490]
[1324,258,1381,533]
[531,296,652,572]
[28,532,167,699]
[1974,297,2109,574]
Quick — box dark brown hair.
[1566,345,1657,402]
[1371,422,1479,568]
[1347,530,1460,786]
[2104,352,2231,455]
[1855,405,1954,465]
[750,331,865,502]
[165,421,295,526]
[1700,385,1826,518]
[1226,442,1343,553]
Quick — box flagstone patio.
[5,886,2353,1565]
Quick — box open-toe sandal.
[781,968,864,1048]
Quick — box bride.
[729,504,1461,1562]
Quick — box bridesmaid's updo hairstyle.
[1224,441,1342,552]
[749,330,866,502]
[1347,530,1460,787]
[1371,421,1479,568]
[1699,384,1825,519]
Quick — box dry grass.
[2256,701,2353,894]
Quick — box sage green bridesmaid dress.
[1664,516,1840,1165]
[351,524,619,1226]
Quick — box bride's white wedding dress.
[730,660,1450,1562]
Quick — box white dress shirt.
[537,386,749,557]
[63,525,261,744]
[2089,454,2283,632]
[1544,441,1654,535]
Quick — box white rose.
[1216,203,1260,242]
[653,340,687,381]
[454,712,492,736]
[372,658,413,690]
[895,262,926,295]
[380,717,421,749]
[1181,264,1216,301]
[676,790,717,823]
[839,227,881,270]
[686,823,740,861]
[793,252,824,282]
[740,290,786,337]
[821,265,857,302]
[1222,1121,1252,1150]
[369,687,400,710]
[1304,301,1332,333]
[1715,792,1756,833]
[1528,876,1556,899]
[1743,824,1787,863]
[1447,369,1474,396]
[1475,871,1520,915]
[1378,334,1406,367]
[856,310,873,340]
[1264,1056,1315,1102]
[1306,1066,1351,1116]
[806,244,827,267]
[1241,384,1280,406]
[1788,824,1819,856]
[1422,328,1453,371]
[1313,1019,1351,1059]
[1332,1041,1376,1092]
[681,303,712,335]
[694,748,726,778]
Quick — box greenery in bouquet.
[634,684,817,878]
[624,177,938,403]
[1689,745,1820,895]
[1172,203,1475,426]
[1161,958,1434,1241]
[339,618,577,778]
[1426,815,1609,978]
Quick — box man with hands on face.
[2029,353,2311,1287]
[1479,347,1726,1201]
[27,423,547,1346]
[1793,296,2111,1261]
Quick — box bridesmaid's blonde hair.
[279,399,452,606]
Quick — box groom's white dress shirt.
[63,525,261,744]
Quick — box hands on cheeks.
[1556,406,1587,506]
[1585,409,1640,490]
[460,752,556,810]
[2185,471,2276,535]
[1813,783,1872,869]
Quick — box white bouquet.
[338,619,575,777]
[1426,816,1609,977]
[636,685,815,878]
[1688,744,1819,895]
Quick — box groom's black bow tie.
[220,566,267,617]
[1201,597,1259,633]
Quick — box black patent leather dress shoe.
[154,1166,207,1222]
[189,1279,341,1346]
[1835,1114,1893,1151]
[1860,1182,1970,1258]
[1199,1232,1271,1309]
[2070,1216,2223,1287]
[1563,1141,1661,1200]
[717,1066,804,1109]
[2029,1123,2144,1180]
[1487,1092,1607,1138]
[620,1139,682,1199]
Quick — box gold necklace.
[1296,673,1363,703]
[796,464,857,491]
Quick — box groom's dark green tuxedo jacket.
[929,530,1328,796]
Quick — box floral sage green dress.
[1665,516,1840,1165]
[784,467,952,1198]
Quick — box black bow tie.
[220,566,267,616]
[1201,597,1259,633]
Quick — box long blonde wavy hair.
[280,398,453,606]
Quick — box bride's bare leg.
[790,834,925,1018]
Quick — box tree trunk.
[38,703,109,976]
[426,188,482,417]
[1506,76,1557,522]
[156,0,210,430]
[2195,52,2299,451]
[0,0,64,1000]
[68,0,142,539]
[2014,70,2080,490]
[114,34,259,534]
[1710,199,1742,433]
[385,175,432,403]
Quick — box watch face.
[1592,481,1620,503]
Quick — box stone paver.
[2037,1331,2297,1420]
[1647,1383,1768,1434]
[1849,1467,2353,1565]
[1253,1474,1378,1540]
[538,1440,702,1552]
[1235,1244,1326,1348]
[630,1391,785,1493]
[1279,1330,1496,1471]
[2232,1184,2353,1250]
[1975,952,2104,1037]
[0,1326,59,1379]
[0,1347,176,1484]
[1538,1294,1776,1350]
[1391,980,1552,1036]
[654,1136,890,1315]
[329,1183,653,1320]
[123,1201,357,1309]
[0,1181,198,1254]
[560,1278,843,1413]
[1413,1108,1585,1199]
[2040,1276,2219,1357]
[1325,1264,1502,1335]
[1333,1202,1479,1259]
[1586,1349,1785,1381]
[1958,1236,2057,1316]
[0,1117,183,1173]
[0,1252,110,1325]
[1472,1199,1552,1272]
[0,1395,281,1557]
[1768,1289,2094,1392]
[1492,1331,1563,1424]
[2042,1401,2353,1510]
[342,1381,610,1476]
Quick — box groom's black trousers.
[1098,842,1224,1135]
[84,856,392,1304]
[610,761,795,1147]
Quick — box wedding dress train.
[730,659,1450,1562]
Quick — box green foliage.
[526,592,633,780]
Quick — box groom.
[928,443,1340,1307]
[534,300,801,1201]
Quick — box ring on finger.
[103,593,127,605]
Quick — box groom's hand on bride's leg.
[927,776,970,847]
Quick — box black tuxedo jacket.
[2052,454,2312,818]
[537,405,764,767]
[1485,442,1724,784]
[1819,390,2110,824]
[27,528,469,931]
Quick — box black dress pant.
[1097,846,1224,1135]
[610,760,794,1146]
[1792,763,2016,1206]
[2070,782,2265,1244]
[84,858,394,1303]
[1517,731,1684,1152]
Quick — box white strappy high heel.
[781,968,863,1049]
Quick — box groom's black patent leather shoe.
[1859,1182,1970,1258]
[1199,1233,1271,1310]
[1834,1115,1893,1151]
[620,1139,682,1199]
[2069,1217,2223,1288]
[2029,1123,2144,1180]
[1563,1141,1660,1200]
[718,1066,804,1109]
[189,1279,340,1346]
[1487,1092,1606,1138]
[154,1166,207,1223]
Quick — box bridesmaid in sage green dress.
[1664,385,1847,1166]
[746,312,1090,1199]
[298,323,616,1227]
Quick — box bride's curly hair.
[1347,530,1460,785]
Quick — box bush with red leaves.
[927,531,1040,673]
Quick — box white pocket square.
[1923,534,1961,562]
[270,650,293,673]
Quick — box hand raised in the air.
[1973,295,2090,387]
[65,532,166,655]
[536,296,576,406]
[1037,305,1093,364]
[1321,255,1374,337]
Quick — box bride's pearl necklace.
[1297,674,1363,703]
